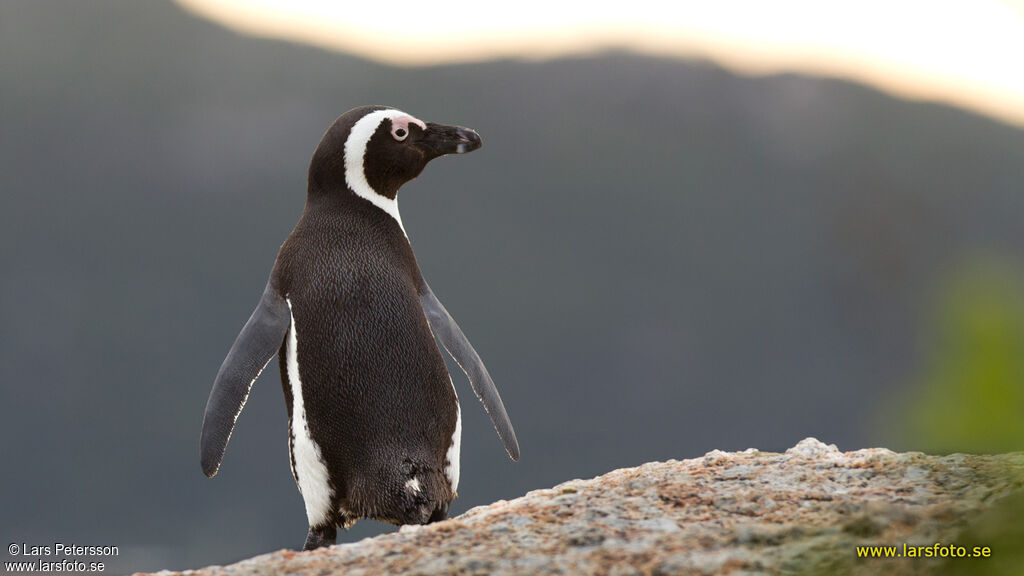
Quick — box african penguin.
[199,105,519,551]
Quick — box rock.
[145,438,1024,576]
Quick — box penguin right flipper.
[419,281,520,461]
[200,281,291,477]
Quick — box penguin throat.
[344,110,412,236]
[349,181,406,236]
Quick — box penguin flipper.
[419,281,520,461]
[200,282,291,477]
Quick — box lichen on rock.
[148,438,1024,576]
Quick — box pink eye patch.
[390,114,427,141]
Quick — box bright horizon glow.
[176,0,1024,128]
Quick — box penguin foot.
[302,524,337,551]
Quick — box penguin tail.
[402,468,453,525]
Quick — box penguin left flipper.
[200,281,291,477]
[419,281,520,461]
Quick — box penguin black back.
[274,193,454,526]
[200,106,519,551]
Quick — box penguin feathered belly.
[280,265,459,528]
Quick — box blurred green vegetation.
[891,257,1024,454]
[885,257,1024,575]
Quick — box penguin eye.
[392,127,408,141]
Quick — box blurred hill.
[2,0,1023,573]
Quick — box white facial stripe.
[343,109,425,237]
[286,299,334,528]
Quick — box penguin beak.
[417,123,482,159]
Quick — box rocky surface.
[148,439,1024,576]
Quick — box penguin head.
[309,105,482,203]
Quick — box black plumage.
[200,106,518,551]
